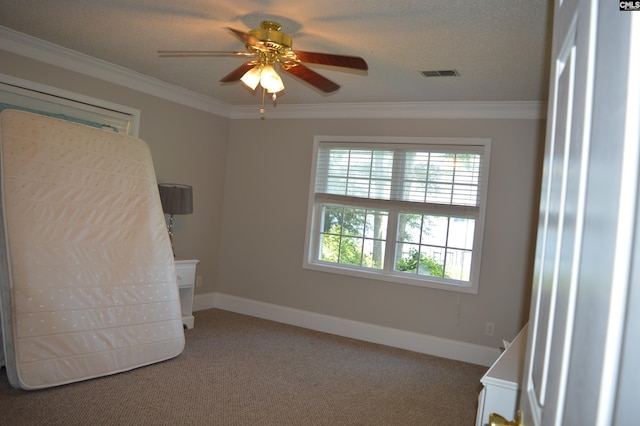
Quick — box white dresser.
[174,259,199,329]
[476,325,528,426]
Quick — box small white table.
[174,259,199,329]
[476,325,528,426]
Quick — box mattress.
[0,110,184,389]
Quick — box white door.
[517,1,640,425]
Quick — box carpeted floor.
[1,308,486,425]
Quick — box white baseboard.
[193,292,499,367]
[193,292,217,313]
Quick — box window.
[0,76,139,136]
[303,136,491,293]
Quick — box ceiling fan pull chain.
[260,87,266,115]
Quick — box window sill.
[302,260,479,294]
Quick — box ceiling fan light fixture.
[240,66,262,90]
[260,65,284,93]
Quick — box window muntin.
[319,149,394,200]
[305,137,490,293]
[402,151,482,206]
[395,213,475,281]
[319,205,388,269]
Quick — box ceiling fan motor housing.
[248,21,292,51]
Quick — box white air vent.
[421,69,460,77]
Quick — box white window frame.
[303,135,491,294]
[0,74,140,136]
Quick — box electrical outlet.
[485,322,495,336]
[195,275,203,287]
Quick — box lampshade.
[158,183,193,215]
[240,66,262,90]
[260,65,284,93]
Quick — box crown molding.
[1,26,547,120]
[0,26,231,117]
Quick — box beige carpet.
[1,308,486,425]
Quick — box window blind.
[315,144,484,214]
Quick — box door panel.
[530,42,572,409]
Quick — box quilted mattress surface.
[0,110,184,389]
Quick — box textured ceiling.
[0,0,553,106]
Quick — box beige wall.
[1,48,544,348]
[218,118,544,347]
[0,50,230,296]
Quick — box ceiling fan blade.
[158,50,255,57]
[219,61,257,83]
[226,27,264,49]
[294,51,368,71]
[282,63,340,93]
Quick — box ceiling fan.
[158,21,368,98]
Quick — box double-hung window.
[303,136,491,293]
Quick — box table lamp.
[158,183,193,256]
